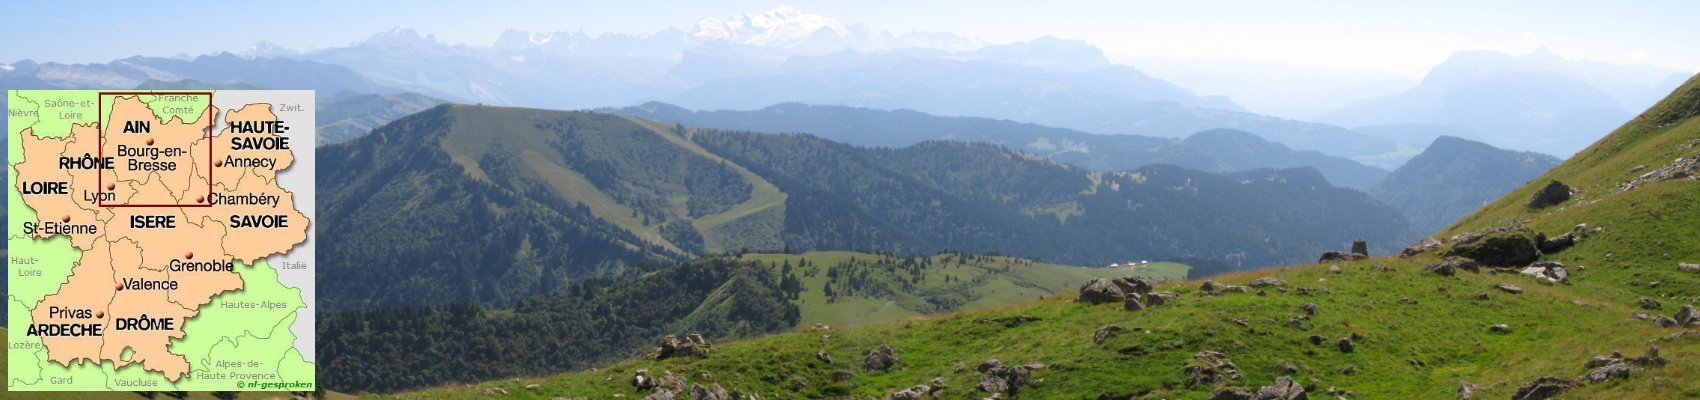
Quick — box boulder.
[1490,324,1512,333]
[1526,180,1571,209]
[1655,315,1679,328]
[1078,278,1126,305]
[862,344,900,372]
[976,359,1005,373]
[688,384,729,400]
[651,334,713,360]
[1183,351,1238,387]
[1093,325,1125,344]
[1511,377,1571,400]
[1450,232,1540,266]
[1681,262,1700,273]
[1401,237,1442,258]
[929,377,950,393]
[1456,381,1478,399]
[831,370,854,382]
[1287,318,1305,330]
[1144,292,1169,307]
[1319,251,1368,263]
[1631,310,1652,320]
[657,375,689,392]
[1423,262,1456,276]
[1112,276,1156,296]
[1307,335,1326,346]
[641,390,676,400]
[1580,363,1633,383]
[1248,277,1286,287]
[1676,305,1697,326]
[1640,297,1663,310]
[634,370,655,389]
[1497,283,1524,294]
[1538,232,1575,253]
[1328,265,1342,273]
[1124,297,1146,311]
[1351,239,1369,257]
[1201,280,1219,292]
[1301,303,1318,315]
[1371,263,1397,272]
[817,349,834,364]
[891,385,931,400]
[1254,376,1306,400]
[1337,338,1355,353]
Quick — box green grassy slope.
[740,252,1187,328]
[379,76,1700,400]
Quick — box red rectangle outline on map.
[96,91,215,208]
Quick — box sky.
[4,0,1697,77]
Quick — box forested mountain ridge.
[316,103,1424,312]
[1369,136,1562,234]
[605,102,1392,189]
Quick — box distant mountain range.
[316,103,1423,310]
[315,90,447,144]
[1368,136,1562,234]
[1318,46,1693,157]
[605,102,1391,189]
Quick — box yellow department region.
[13,95,309,382]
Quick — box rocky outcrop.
[1078,278,1126,305]
[1301,303,1318,315]
[1351,239,1369,257]
[973,360,1041,393]
[830,370,854,382]
[1521,261,1569,284]
[1676,305,1698,327]
[1319,251,1368,263]
[688,383,729,400]
[1681,262,1700,273]
[1424,262,1457,276]
[1497,283,1524,294]
[1640,297,1663,310]
[1207,387,1254,400]
[1183,351,1240,387]
[1337,338,1355,353]
[1111,276,1155,296]
[1093,325,1124,344]
[1401,237,1442,258]
[862,344,900,372]
[1456,381,1478,399]
[1248,277,1285,287]
[890,385,930,400]
[1511,377,1571,400]
[1201,280,1219,292]
[817,349,834,364]
[1537,232,1575,253]
[1450,232,1539,266]
[1144,292,1178,307]
[633,370,655,389]
[1526,180,1571,209]
[651,334,713,360]
[1254,376,1307,400]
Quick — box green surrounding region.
[376,74,1700,399]
[316,103,1422,312]
[739,251,1184,328]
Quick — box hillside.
[313,251,1172,394]
[1369,136,1562,234]
[3,326,344,399]
[606,102,1391,189]
[382,75,1700,400]
[316,104,1422,311]
[738,251,1186,328]
[316,90,447,144]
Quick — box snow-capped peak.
[692,5,851,47]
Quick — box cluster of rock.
[1422,259,1478,276]
[973,359,1043,393]
[1316,239,1371,262]
[1205,376,1307,400]
[1182,351,1241,386]
[1651,304,1699,328]
[1518,261,1570,284]
[1617,154,1700,192]
[1511,376,1571,400]
[889,379,946,400]
[1198,280,1252,296]
[631,369,723,400]
[1580,346,1666,383]
[1079,276,1178,310]
[862,344,900,372]
[649,334,713,360]
[1680,262,1700,273]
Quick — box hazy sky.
[5,0,1696,76]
